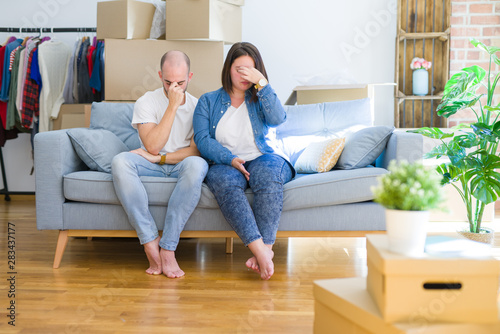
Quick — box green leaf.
[424,144,448,159]
[470,38,500,55]
[471,123,497,142]
[484,105,500,114]
[435,163,461,185]
[407,127,453,139]
[453,132,479,148]
[494,54,500,66]
[493,120,500,133]
[451,123,471,130]
[471,177,498,204]
[446,142,467,168]
[436,95,482,118]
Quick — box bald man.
[111,51,208,278]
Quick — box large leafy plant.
[410,38,500,233]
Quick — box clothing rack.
[0,27,96,200]
[0,27,96,33]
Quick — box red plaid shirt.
[21,47,39,129]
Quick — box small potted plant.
[410,57,432,96]
[371,160,443,256]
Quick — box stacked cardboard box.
[313,234,500,333]
[96,0,246,103]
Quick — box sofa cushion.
[63,167,388,210]
[89,102,141,150]
[336,125,395,170]
[272,98,372,165]
[294,137,345,173]
[278,98,372,138]
[67,128,129,173]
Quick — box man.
[111,50,207,278]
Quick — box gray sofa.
[34,100,423,268]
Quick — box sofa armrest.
[380,130,424,169]
[34,129,87,230]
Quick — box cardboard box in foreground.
[314,277,500,334]
[366,234,500,324]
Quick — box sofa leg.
[225,237,233,254]
[53,230,69,269]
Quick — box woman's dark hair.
[221,42,268,103]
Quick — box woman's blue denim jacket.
[193,85,289,167]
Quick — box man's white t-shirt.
[215,102,262,162]
[132,87,198,154]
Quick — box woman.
[193,42,294,280]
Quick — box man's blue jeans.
[205,154,293,246]
[111,152,208,251]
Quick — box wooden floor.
[0,196,371,333]
[1,196,499,333]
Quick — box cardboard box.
[97,0,156,39]
[166,0,242,43]
[103,39,224,101]
[366,234,500,324]
[52,104,92,130]
[284,84,395,105]
[314,277,500,334]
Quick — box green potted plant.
[409,38,500,242]
[371,160,443,256]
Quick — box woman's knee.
[206,164,246,193]
[249,157,290,192]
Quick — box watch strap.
[159,154,166,165]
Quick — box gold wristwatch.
[254,78,268,90]
[159,154,166,165]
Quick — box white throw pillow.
[294,138,345,173]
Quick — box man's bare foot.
[160,249,185,278]
[144,237,162,275]
[248,241,275,280]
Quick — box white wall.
[0,0,396,191]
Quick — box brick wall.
[449,0,500,127]
[449,1,500,211]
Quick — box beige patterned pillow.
[294,138,346,173]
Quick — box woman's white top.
[215,102,262,162]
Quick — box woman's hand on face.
[231,157,250,181]
[237,66,265,85]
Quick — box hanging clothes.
[77,37,91,103]
[0,38,22,101]
[62,39,78,104]
[89,40,104,102]
[6,45,24,130]
[0,38,19,147]
[21,46,40,129]
[38,40,71,132]
[16,38,37,111]
[72,38,84,103]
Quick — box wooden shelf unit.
[395,0,451,128]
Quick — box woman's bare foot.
[245,256,260,274]
[245,244,273,274]
[144,237,162,275]
[248,240,275,280]
[160,249,185,278]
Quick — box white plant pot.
[385,209,429,256]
